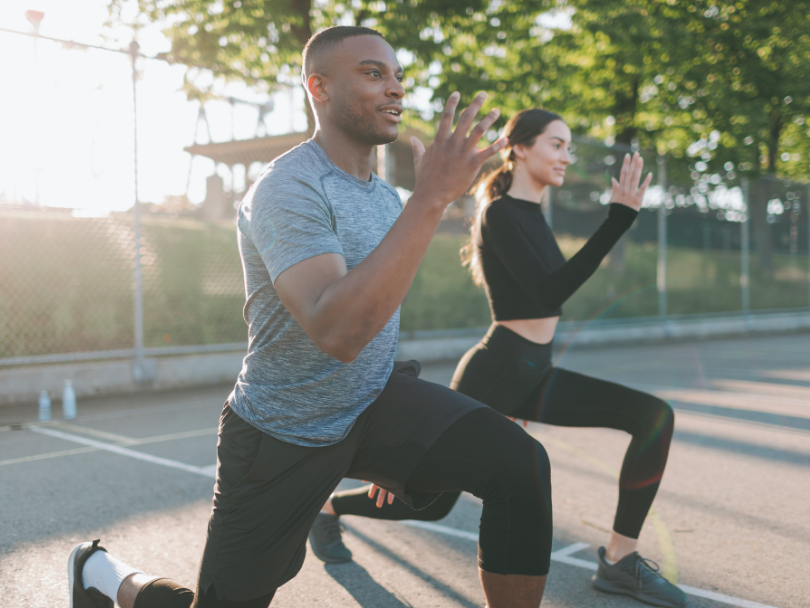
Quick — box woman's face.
[513,119,572,188]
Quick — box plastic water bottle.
[62,380,77,420]
[38,390,52,422]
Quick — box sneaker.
[68,540,114,608]
[592,546,688,608]
[308,513,353,563]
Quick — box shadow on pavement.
[674,428,810,467]
[671,401,810,432]
[344,523,481,608]
[325,561,415,607]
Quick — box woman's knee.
[630,394,675,438]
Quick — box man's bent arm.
[274,195,444,362]
[276,93,505,362]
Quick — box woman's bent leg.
[331,485,460,521]
[514,368,674,539]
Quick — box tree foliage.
[111,0,810,185]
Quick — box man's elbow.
[316,334,362,364]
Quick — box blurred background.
[2,0,810,402]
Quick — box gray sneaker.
[308,513,353,564]
[592,546,687,608]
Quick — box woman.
[314,109,686,608]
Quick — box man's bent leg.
[198,405,361,601]
[122,575,275,608]
[405,407,552,607]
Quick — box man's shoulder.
[243,141,333,216]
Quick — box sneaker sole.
[68,542,85,608]
[307,534,353,564]
[592,575,686,608]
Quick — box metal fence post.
[657,156,667,321]
[129,40,147,383]
[804,184,810,308]
[741,177,751,318]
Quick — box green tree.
[656,0,810,268]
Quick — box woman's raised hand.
[610,152,653,212]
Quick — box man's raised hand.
[409,92,508,209]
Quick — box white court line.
[30,427,215,478]
[32,427,780,608]
[404,522,779,608]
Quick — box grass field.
[400,233,810,332]
[2,213,809,358]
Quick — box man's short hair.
[302,26,384,83]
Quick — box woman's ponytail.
[460,108,563,288]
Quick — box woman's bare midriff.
[497,317,559,345]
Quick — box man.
[69,26,553,608]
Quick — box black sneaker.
[68,540,114,608]
[592,546,687,608]
[308,513,353,563]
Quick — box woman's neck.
[505,165,546,204]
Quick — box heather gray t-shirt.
[228,140,403,447]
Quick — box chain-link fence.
[2,27,810,370]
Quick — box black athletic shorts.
[197,362,484,602]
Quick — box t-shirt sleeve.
[249,173,345,283]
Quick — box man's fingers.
[454,92,487,138]
[410,136,426,169]
[467,108,501,149]
[436,92,461,140]
[376,490,385,508]
[476,136,509,163]
[368,484,378,498]
[387,492,395,505]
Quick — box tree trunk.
[751,113,782,272]
[608,75,640,272]
[289,0,314,134]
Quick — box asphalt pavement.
[2,333,808,607]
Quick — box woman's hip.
[450,324,553,415]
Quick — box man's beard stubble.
[333,93,399,146]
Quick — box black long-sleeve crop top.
[477,195,638,321]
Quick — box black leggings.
[334,324,674,539]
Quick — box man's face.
[319,36,405,146]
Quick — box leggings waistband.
[481,324,554,362]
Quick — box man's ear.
[307,74,329,104]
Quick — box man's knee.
[484,426,551,514]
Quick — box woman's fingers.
[611,177,621,201]
[637,172,654,203]
[629,153,644,191]
[619,154,630,191]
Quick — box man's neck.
[313,124,376,181]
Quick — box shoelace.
[322,520,347,545]
[620,554,663,590]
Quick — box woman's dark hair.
[461,108,564,286]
